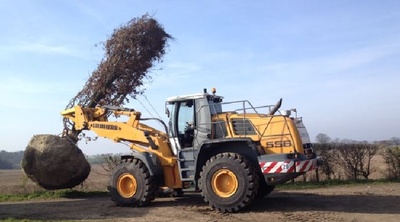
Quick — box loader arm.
[61,105,181,188]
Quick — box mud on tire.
[199,152,259,213]
[109,158,156,207]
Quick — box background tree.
[313,133,335,181]
[313,143,337,180]
[390,137,400,146]
[340,138,357,144]
[337,143,379,180]
[94,153,121,173]
[383,141,400,180]
[0,157,12,169]
[315,133,331,144]
[0,150,24,169]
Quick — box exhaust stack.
[268,98,282,115]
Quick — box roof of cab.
[167,92,223,103]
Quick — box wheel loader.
[61,88,317,212]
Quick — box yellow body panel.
[214,113,304,155]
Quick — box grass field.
[0,164,109,195]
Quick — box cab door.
[168,100,195,154]
[193,97,212,150]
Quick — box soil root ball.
[21,134,91,190]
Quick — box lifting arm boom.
[61,105,181,188]
[61,105,173,160]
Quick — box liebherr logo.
[92,124,119,130]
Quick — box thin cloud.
[145,62,203,89]
[0,75,81,110]
[0,42,92,59]
[0,76,77,94]
[260,43,400,78]
[167,62,202,73]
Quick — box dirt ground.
[1,168,400,222]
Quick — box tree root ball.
[21,134,91,190]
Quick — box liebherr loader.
[61,88,317,212]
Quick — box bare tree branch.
[94,153,121,172]
[337,143,379,180]
[63,14,173,139]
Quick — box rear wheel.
[199,152,259,213]
[109,158,156,207]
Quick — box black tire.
[172,188,184,197]
[199,152,259,213]
[109,158,156,207]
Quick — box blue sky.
[0,1,399,155]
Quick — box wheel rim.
[117,173,137,198]
[211,169,238,198]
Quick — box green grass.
[276,179,400,190]
[0,190,108,202]
[1,218,48,222]
[0,218,70,222]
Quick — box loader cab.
[166,89,223,155]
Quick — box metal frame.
[193,99,298,155]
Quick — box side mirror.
[165,107,170,118]
[213,97,222,103]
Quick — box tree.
[337,143,379,180]
[313,143,337,180]
[63,14,173,140]
[0,156,12,169]
[390,137,400,146]
[332,138,341,143]
[383,146,400,180]
[0,150,23,169]
[340,138,357,144]
[94,153,121,172]
[315,133,331,144]
[314,133,332,182]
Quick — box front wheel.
[199,153,259,213]
[109,158,156,207]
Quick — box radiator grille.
[231,119,257,135]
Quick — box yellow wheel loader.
[61,88,317,212]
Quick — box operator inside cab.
[179,100,195,148]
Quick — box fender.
[121,152,164,186]
[193,137,260,187]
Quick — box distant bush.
[336,143,379,180]
[313,142,381,181]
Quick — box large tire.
[199,152,259,213]
[109,158,156,207]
